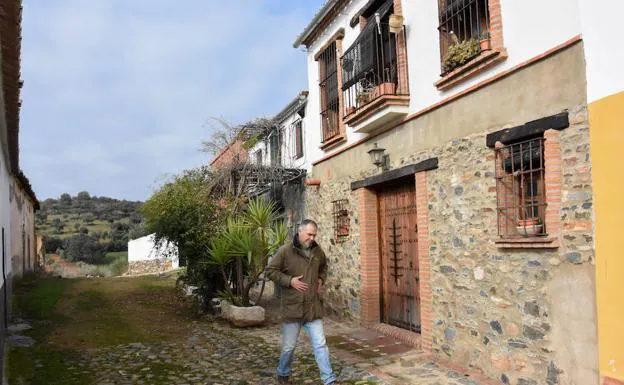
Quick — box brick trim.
[488,0,504,51]
[415,171,433,353]
[370,323,421,348]
[393,0,409,96]
[336,38,346,138]
[358,187,381,326]
[311,36,582,167]
[543,129,562,244]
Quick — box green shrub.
[110,258,128,276]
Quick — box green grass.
[75,290,106,311]
[13,277,74,322]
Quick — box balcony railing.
[341,8,407,118]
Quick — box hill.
[36,191,148,256]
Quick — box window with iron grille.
[438,0,490,73]
[494,138,547,238]
[332,199,349,239]
[318,42,340,143]
[293,120,304,159]
[269,131,281,166]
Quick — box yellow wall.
[590,91,624,383]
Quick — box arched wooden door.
[378,180,420,332]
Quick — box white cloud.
[20,0,316,200]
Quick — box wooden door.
[378,180,420,332]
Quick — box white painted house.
[247,91,310,172]
[290,1,611,384]
[127,234,179,274]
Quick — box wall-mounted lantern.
[367,142,389,171]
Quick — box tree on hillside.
[60,193,72,206]
[63,234,105,264]
[76,191,91,201]
[44,236,63,254]
[51,218,65,234]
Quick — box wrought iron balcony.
[341,10,408,123]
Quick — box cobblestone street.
[9,276,488,385]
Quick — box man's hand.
[290,275,309,292]
[317,279,323,294]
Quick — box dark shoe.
[277,375,292,385]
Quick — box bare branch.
[200,116,278,156]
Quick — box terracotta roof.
[0,0,23,174]
[16,169,39,210]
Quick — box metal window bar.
[269,131,281,166]
[332,199,349,239]
[342,1,406,116]
[319,42,340,142]
[437,0,489,74]
[494,138,547,238]
[293,120,304,159]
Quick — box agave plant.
[207,198,288,307]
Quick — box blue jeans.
[277,319,337,384]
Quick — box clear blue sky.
[20,0,321,201]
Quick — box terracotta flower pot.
[517,218,539,226]
[373,82,396,98]
[480,38,490,51]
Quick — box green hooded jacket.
[265,235,328,322]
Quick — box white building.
[247,91,309,172]
[127,234,179,274]
[290,1,618,384]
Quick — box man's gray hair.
[298,219,318,232]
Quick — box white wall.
[128,234,179,268]
[247,102,311,173]
[279,108,310,172]
[0,56,12,282]
[248,139,268,167]
[302,0,583,165]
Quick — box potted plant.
[443,37,480,72]
[479,31,491,51]
[346,106,356,115]
[207,198,288,327]
[356,90,371,106]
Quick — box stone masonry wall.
[305,106,597,385]
[126,259,174,276]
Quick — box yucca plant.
[207,198,288,306]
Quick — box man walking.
[266,219,341,385]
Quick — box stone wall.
[126,259,174,276]
[306,106,597,384]
[310,111,595,384]
[305,179,363,320]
